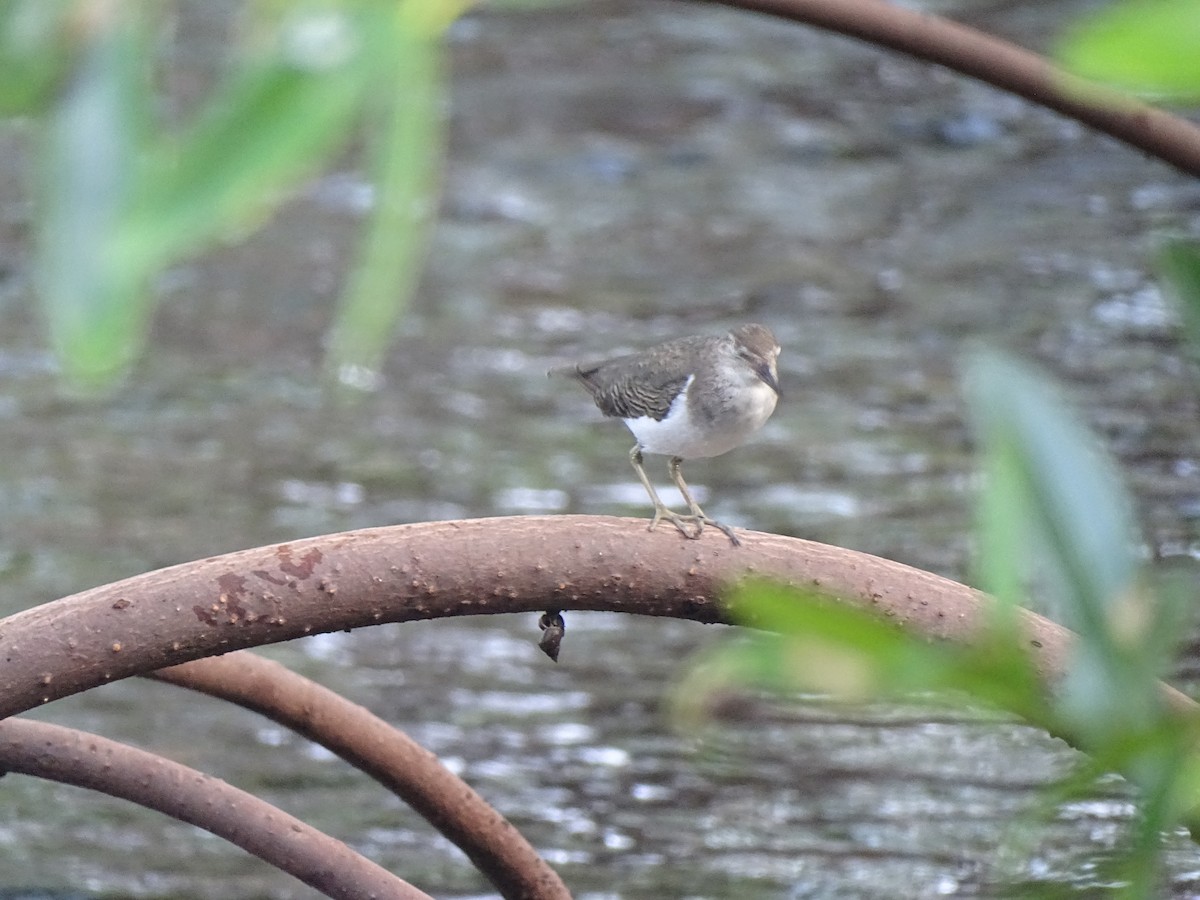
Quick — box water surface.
[2,0,1200,896]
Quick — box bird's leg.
[629,446,701,539]
[668,456,741,547]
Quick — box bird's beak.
[758,363,781,398]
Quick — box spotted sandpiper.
[551,323,781,546]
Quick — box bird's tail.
[547,363,585,381]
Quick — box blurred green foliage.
[1161,239,1200,358]
[0,0,74,114]
[683,349,1200,896]
[325,20,443,388]
[6,0,1200,390]
[1057,0,1200,102]
[1056,0,1200,331]
[688,0,1200,890]
[2,0,465,388]
[965,350,1180,746]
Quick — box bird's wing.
[567,337,710,422]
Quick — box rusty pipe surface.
[698,0,1200,176]
[150,652,571,900]
[0,717,433,900]
[2,516,1187,718]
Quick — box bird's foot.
[648,508,740,547]
[697,515,741,547]
[649,506,702,540]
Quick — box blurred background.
[2,0,1200,896]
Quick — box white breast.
[624,375,777,459]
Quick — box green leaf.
[961,349,1200,879]
[1159,240,1200,355]
[975,432,1030,610]
[1057,0,1200,100]
[964,348,1139,642]
[0,0,75,115]
[25,0,457,385]
[962,349,1176,745]
[673,580,1052,729]
[326,24,445,385]
[34,2,152,387]
[678,582,1200,893]
[117,6,383,276]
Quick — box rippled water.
[2,0,1200,896]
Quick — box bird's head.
[732,324,781,398]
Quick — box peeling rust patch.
[217,573,248,598]
[193,605,219,625]
[276,545,323,580]
[250,546,322,588]
[194,573,256,626]
[220,593,249,623]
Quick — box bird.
[550,323,781,546]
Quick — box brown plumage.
[554,324,780,427]
[550,324,782,546]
